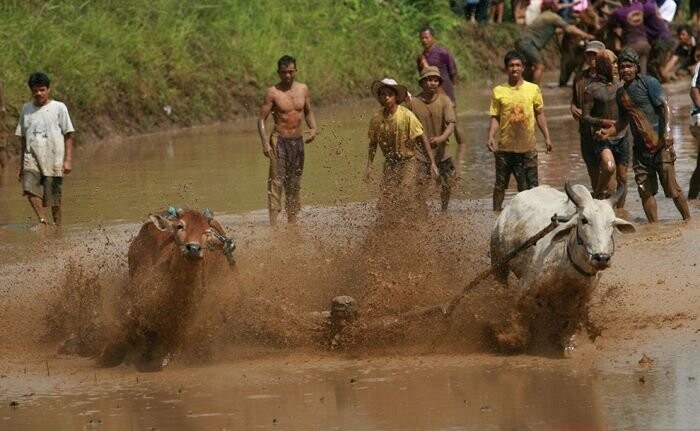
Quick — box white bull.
[490,183,635,351]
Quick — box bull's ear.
[149,214,175,232]
[614,218,636,234]
[552,224,575,242]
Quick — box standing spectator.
[16,72,75,227]
[491,0,505,23]
[464,0,480,23]
[572,40,606,191]
[692,0,700,26]
[515,0,594,84]
[687,62,700,199]
[487,51,553,211]
[417,26,467,177]
[258,55,318,226]
[661,26,698,81]
[607,0,651,76]
[581,50,630,207]
[408,66,460,212]
[598,49,690,222]
[643,0,675,82]
[365,79,438,217]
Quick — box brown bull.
[99,208,235,370]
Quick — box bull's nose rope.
[566,239,597,277]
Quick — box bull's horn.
[564,182,584,208]
[203,208,214,219]
[608,182,625,207]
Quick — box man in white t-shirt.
[16,72,75,227]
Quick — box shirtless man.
[258,55,318,226]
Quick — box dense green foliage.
[0,0,520,146]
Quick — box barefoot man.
[258,55,318,226]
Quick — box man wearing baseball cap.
[366,78,438,218]
[408,66,461,212]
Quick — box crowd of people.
[4,2,700,230]
[258,22,697,228]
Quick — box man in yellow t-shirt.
[487,51,553,211]
[366,78,438,217]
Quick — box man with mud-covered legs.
[258,55,318,226]
[598,49,690,222]
[487,51,553,212]
[365,78,438,218]
[408,66,459,212]
[687,61,700,200]
[16,72,75,228]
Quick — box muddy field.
[0,199,698,429]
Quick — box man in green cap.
[598,48,690,222]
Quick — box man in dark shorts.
[487,51,553,211]
[598,49,690,222]
[16,72,75,227]
[408,66,458,212]
[662,26,698,81]
[580,49,630,207]
[258,55,318,226]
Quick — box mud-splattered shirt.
[489,81,543,153]
[368,105,424,159]
[16,100,75,177]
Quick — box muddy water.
[2,338,700,430]
[0,80,699,430]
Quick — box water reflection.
[2,343,699,430]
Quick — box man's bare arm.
[364,139,378,181]
[420,133,440,178]
[534,108,553,153]
[17,137,26,181]
[303,85,318,143]
[63,133,73,174]
[659,99,673,149]
[258,89,275,157]
[487,116,500,152]
[431,122,455,146]
[691,87,700,110]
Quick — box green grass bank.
[0,0,520,148]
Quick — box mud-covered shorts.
[633,147,682,198]
[418,157,456,187]
[494,150,538,191]
[22,170,62,207]
[515,37,542,65]
[595,135,631,166]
